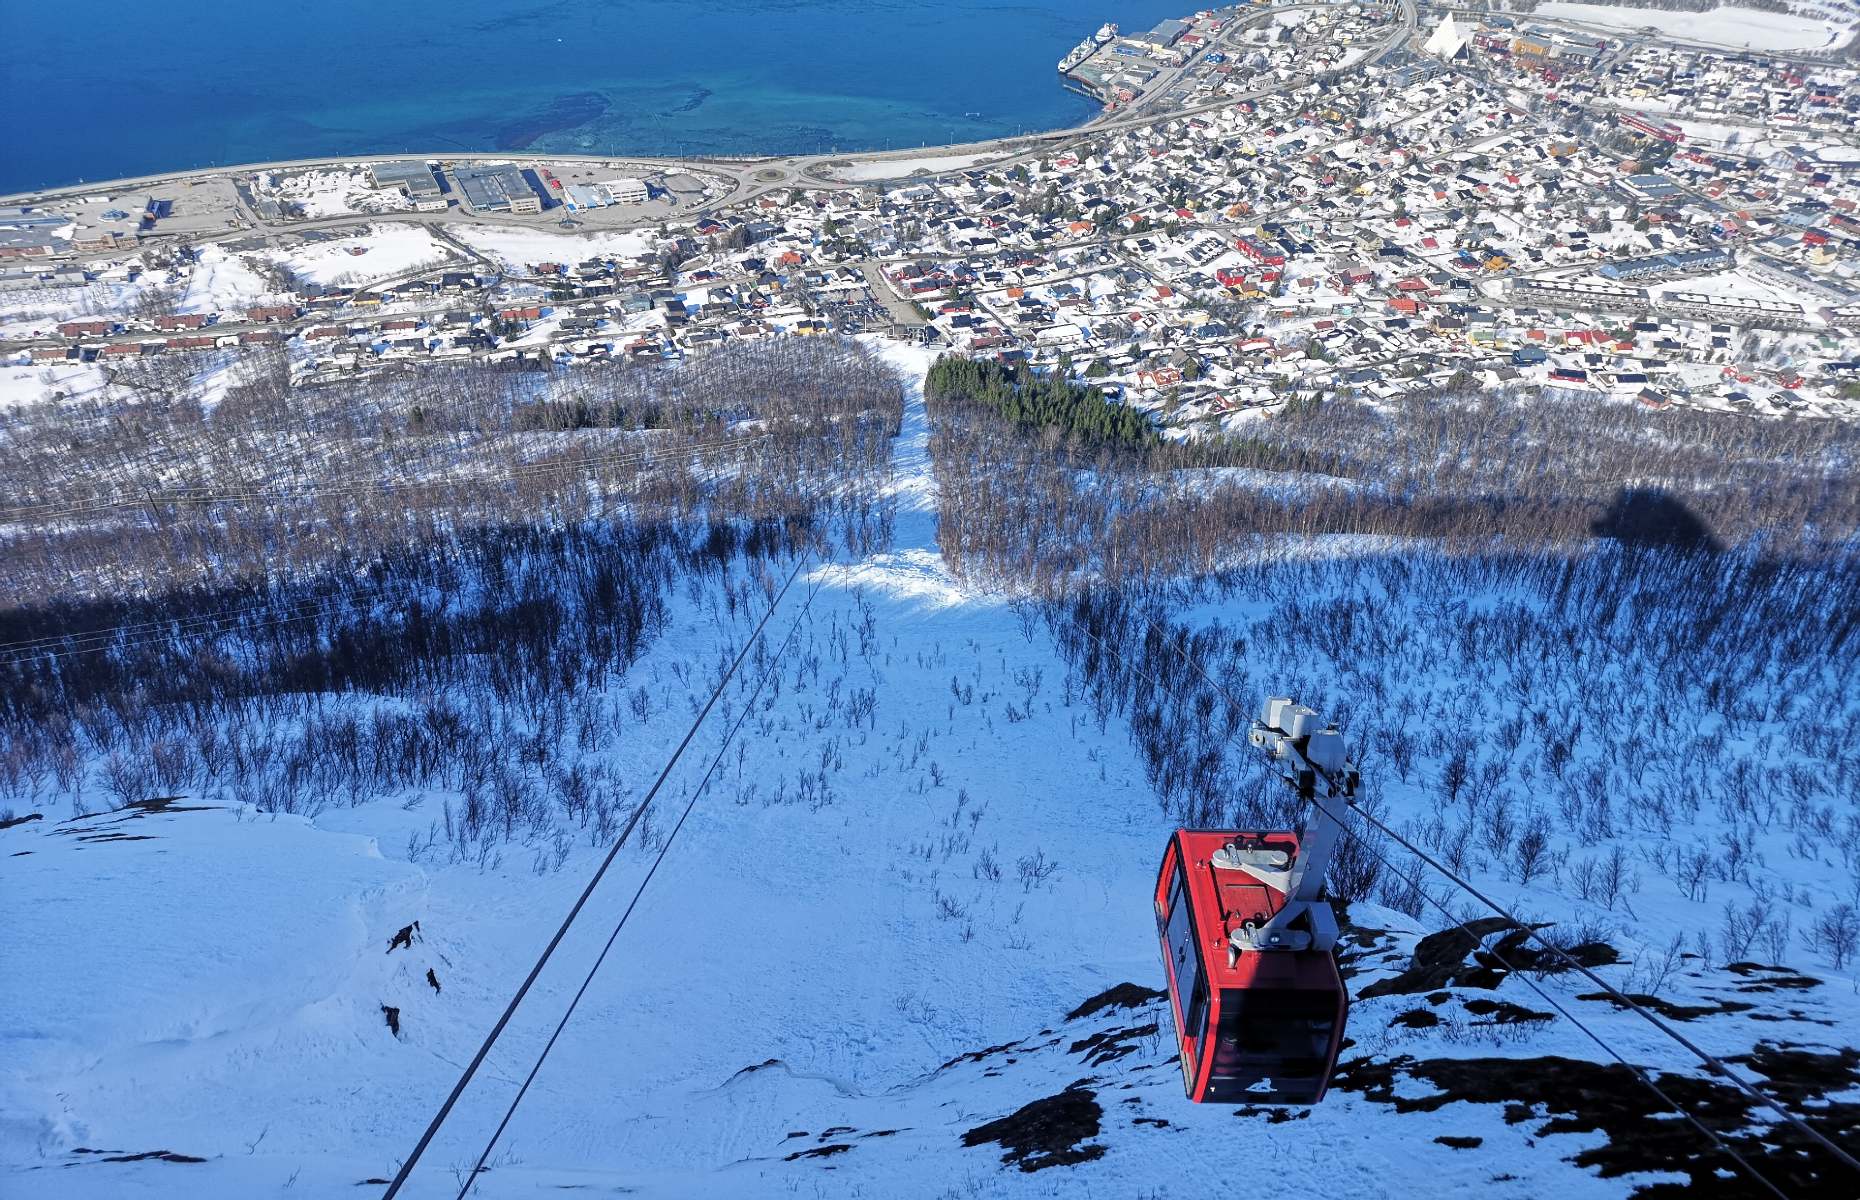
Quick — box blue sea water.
[0,0,1191,193]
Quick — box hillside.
[1,341,1855,1198]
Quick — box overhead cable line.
[0,582,421,663]
[1301,786,1793,1200]
[0,431,769,524]
[1142,613,1860,1181]
[0,443,865,663]
[379,551,811,1200]
[1046,603,1820,1196]
[451,568,825,1199]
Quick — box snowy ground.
[1532,2,1855,50]
[0,359,107,409]
[178,246,291,315]
[264,225,454,288]
[2,346,1856,1198]
[831,153,1003,182]
[254,167,415,220]
[449,227,657,273]
[1651,266,1817,311]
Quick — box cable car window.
[1210,989,1335,1103]
[1162,881,1207,1039]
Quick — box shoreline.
[0,118,1102,208]
[0,2,1412,213]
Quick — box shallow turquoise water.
[2,0,1190,192]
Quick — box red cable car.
[1153,698,1357,1104]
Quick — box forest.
[925,354,1156,451]
[921,348,1860,990]
[3,334,1856,1194]
[0,339,904,853]
[927,377,1860,590]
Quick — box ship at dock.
[1058,21,1117,73]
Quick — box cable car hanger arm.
[1216,697,1358,957]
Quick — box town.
[3,0,1859,423]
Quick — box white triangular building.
[1423,14,1472,59]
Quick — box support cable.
[450,569,825,1198]
[1308,790,1793,1200]
[1143,613,1860,1181]
[1045,604,1822,1196]
[378,551,811,1200]
[0,433,859,664]
[0,431,768,524]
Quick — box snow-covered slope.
[2,346,1856,1198]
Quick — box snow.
[0,359,106,409]
[264,224,453,287]
[179,246,287,314]
[1653,267,1810,309]
[256,167,413,219]
[1532,2,1853,50]
[2,346,1856,1198]
[2,346,1194,1195]
[450,226,657,272]
[0,804,421,1156]
[833,152,1001,182]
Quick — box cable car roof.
[1171,829,1340,992]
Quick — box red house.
[1235,236,1285,267]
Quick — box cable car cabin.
[1154,829,1347,1104]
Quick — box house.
[1235,236,1285,266]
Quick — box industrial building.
[452,164,544,214]
[604,177,649,204]
[560,177,650,212]
[1128,18,1189,54]
[369,162,448,211]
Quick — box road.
[1,0,1416,216]
[0,3,1430,358]
[0,0,1429,354]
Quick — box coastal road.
[1,0,1416,216]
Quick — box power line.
[1140,613,1860,1181]
[0,583,409,664]
[1349,786,1858,1178]
[0,434,751,664]
[451,569,825,1199]
[379,551,810,1200]
[0,442,870,664]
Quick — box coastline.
[0,107,1108,208]
[1,0,1426,205]
[0,0,1182,200]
